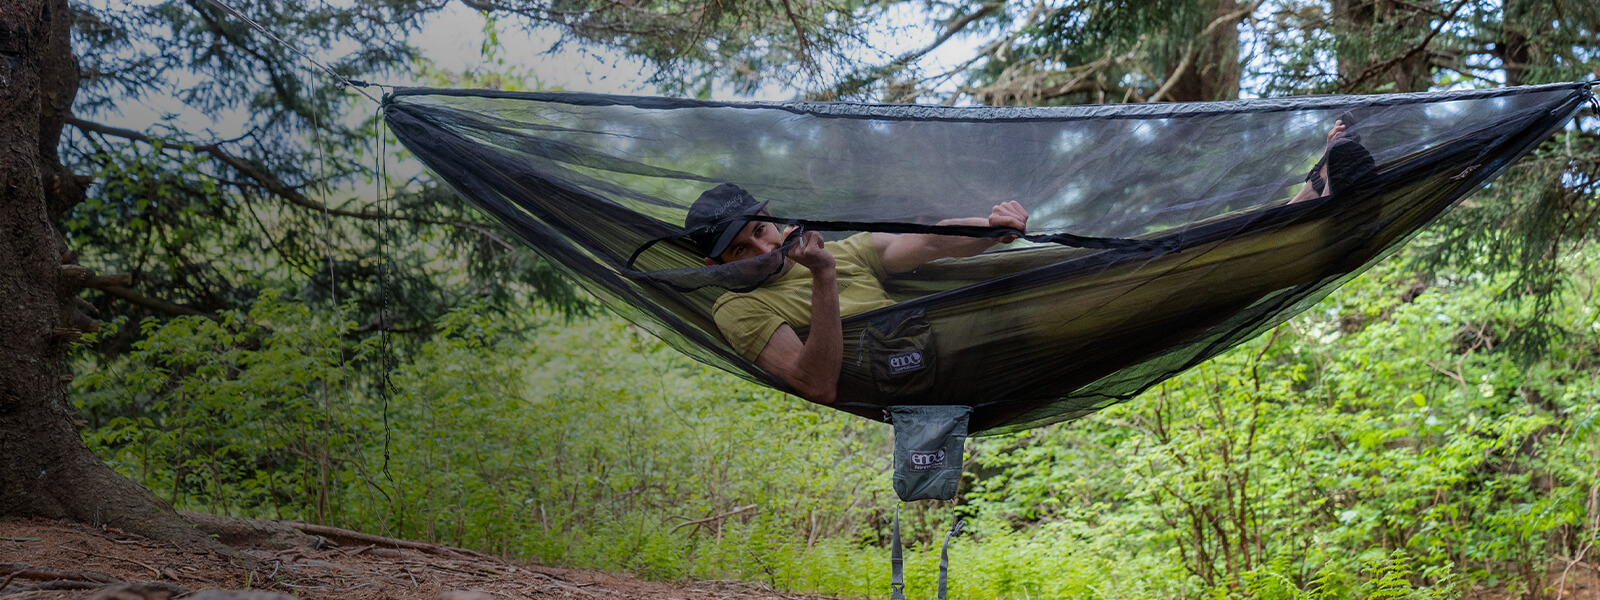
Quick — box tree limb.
[1149,43,1196,103]
[64,118,519,252]
[56,545,161,579]
[86,281,208,318]
[894,2,1002,69]
[0,563,120,584]
[775,0,817,73]
[279,521,494,560]
[1343,0,1472,91]
[921,0,1050,103]
[671,504,757,534]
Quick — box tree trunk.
[0,0,221,551]
[1161,0,1242,102]
[1494,0,1541,87]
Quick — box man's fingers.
[988,202,1028,240]
[790,231,825,256]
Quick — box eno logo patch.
[909,448,946,471]
[888,351,926,376]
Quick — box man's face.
[705,216,788,265]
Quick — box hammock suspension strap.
[890,504,905,600]
[888,503,967,600]
[939,514,966,600]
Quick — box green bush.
[74,245,1600,599]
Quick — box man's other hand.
[990,201,1029,243]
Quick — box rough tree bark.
[0,0,223,550]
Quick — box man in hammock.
[688,121,1367,404]
[686,183,1029,404]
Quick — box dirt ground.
[13,516,1600,600]
[0,518,836,600]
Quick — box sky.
[407,4,663,97]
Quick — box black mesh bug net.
[383,82,1594,437]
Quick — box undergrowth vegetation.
[72,244,1600,598]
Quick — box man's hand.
[876,201,1032,273]
[787,230,836,273]
[988,201,1029,243]
[752,228,842,405]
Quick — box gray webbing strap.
[890,504,905,600]
[937,515,966,600]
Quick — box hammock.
[383,82,1593,437]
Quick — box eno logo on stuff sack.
[909,448,946,471]
[888,351,925,376]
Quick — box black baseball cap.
[685,183,769,258]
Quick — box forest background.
[3,0,1599,598]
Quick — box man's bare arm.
[752,231,842,404]
[875,201,1029,273]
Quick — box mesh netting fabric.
[384,83,1592,435]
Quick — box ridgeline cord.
[201,0,396,506]
[377,110,396,486]
[306,63,360,522]
[198,0,381,103]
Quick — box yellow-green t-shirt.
[713,233,897,361]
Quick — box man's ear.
[703,257,718,266]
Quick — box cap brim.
[706,200,769,258]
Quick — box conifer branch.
[88,281,209,318]
[65,117,519,252]
[1343,0,1472,91]
[894,2,1002,69]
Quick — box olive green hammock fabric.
[383,82,1594,436]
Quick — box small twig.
[281,521,491,560]
[274,581,372,591]
[4,580,107,593]
[1422,359,1467,386]
[344,544,375,555]
[417,562,484,577]
[0,563,121,584]
[528,573,599,598]
[1558,543,1592,599]
[57,545,162,579]
[671,504,757,534]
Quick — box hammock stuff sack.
[383,83,1593,445]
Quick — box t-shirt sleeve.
[832,232,889,280]
[713,295,786,361]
